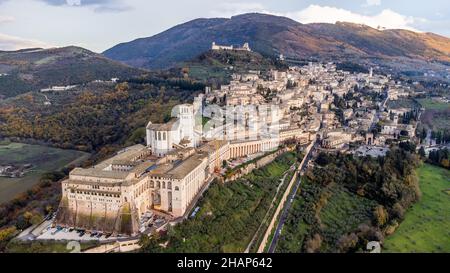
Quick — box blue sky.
[0,0,448,52]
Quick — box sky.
[0,0,448,52]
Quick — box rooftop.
[166,154,207,179]
[146,118,179,132]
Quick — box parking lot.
[15,208,170,244]
[37,226,128,242]
[139,211,169,234]
[33,210,169,242]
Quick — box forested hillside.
[0,78,202,154]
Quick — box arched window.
[158,132,161,140]
[175,186,180,191]
[162,181,166,189]
[168,182,172,190]
[157,181,161,188]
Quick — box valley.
[0,141,89,204]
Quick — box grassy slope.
[417,98,450,111]
[182,50,284,82]
[383,164,450,253]
[197,152,294,252]
[0,142,89,203]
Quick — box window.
[175,186,179,191]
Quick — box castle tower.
[242,42,251,51]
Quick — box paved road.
[267,142,316,253]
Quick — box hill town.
[0,8,448,256]
[6,42,443,253]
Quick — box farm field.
[418,98,450,131]
[383,164,450,253]
[0,142,89,204]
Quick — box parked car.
[51,229,61,235]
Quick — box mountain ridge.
[103,13,450,73]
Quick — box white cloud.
[0,10,50,51]
[0,15,14,24]
[284,5,420,31]
[210,3,421,32]
[0,33,51,51]
[41,0,131,13]
[365,0,381,7]
[66,0,81,6]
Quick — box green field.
[0,142,89,204]
[387,98,419,109]
[417,98,450,111]
[383,164,450,253]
